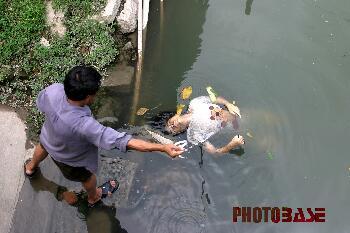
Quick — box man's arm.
[215,96,230,106]
[215,96,241,118]
[127,139,184,158]
[79,118,184,158]
[203,135,245,154]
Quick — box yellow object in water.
[136,107,149,116]
[176,104,185,115]
[206,86,217,102]
[181,86,193,100]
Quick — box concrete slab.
[10,154,137,233]
[102,64,134,87]
[0,107,32,233]
[9,158,87,233]
[98,156,137,207]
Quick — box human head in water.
[165,114,192,135]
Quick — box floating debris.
[206,86,218,102]
[181,86,193,100]
[246,131,253,138]
[176,104,186,115]
[136,107,149,116]
[267,151,274,160]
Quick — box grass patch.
[0,0,120,140]
[0,0,46,81]
[52,0,106,18]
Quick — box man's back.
[37,83,99,169]
[39,83,92,142]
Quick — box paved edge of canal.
[0,106,33,233]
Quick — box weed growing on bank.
[0,0,119,140]
[52,0,106,18]
[0,0,46,82]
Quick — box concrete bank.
[0,106,33,233]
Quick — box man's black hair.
[64,66,102,101]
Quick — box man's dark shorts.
[39,142,92,182]
[51,158,93,183]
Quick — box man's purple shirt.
[37,83,132,173]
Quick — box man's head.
[64,65,102,105]
[165,114,191,135]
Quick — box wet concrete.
[10,155,137,233]
[102,64,134,88]
[0,107,33,233]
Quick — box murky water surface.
[12,0,350,232]
[118,0,350,232]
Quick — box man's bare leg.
[83,174,117,205]
[83,174,102,205]
[25,144,78,204]
[25,143,48,175]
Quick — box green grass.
[0,0,120,140]
[52,0,106,18]
[28,18,118,94]
[0,0,46,81]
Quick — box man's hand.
[163,144,184,158]
[226,102,241,118]
[215,97,241,118]
[127,139,184,158]
[229,135,245,147]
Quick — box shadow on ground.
[10,156,135,233]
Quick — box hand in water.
[226,103,241,118]
[164,144,184,158]
[230,135,245,147]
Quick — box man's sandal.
[23,158,39,179]
[88,179,119,208]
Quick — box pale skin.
[166,96,245,154]
[25,94,184,205]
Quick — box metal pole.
[130,0,144,124]
[160,0,164,41]
[137,0,143,71]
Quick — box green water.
[119,0,350,232]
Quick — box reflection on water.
[115,156,209,233]
[245,0,254,15]
[121,0,350,232]
[136,0,209,111]
[84,203,128,233]
[11,158,128,233]
[29,171,128,233]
